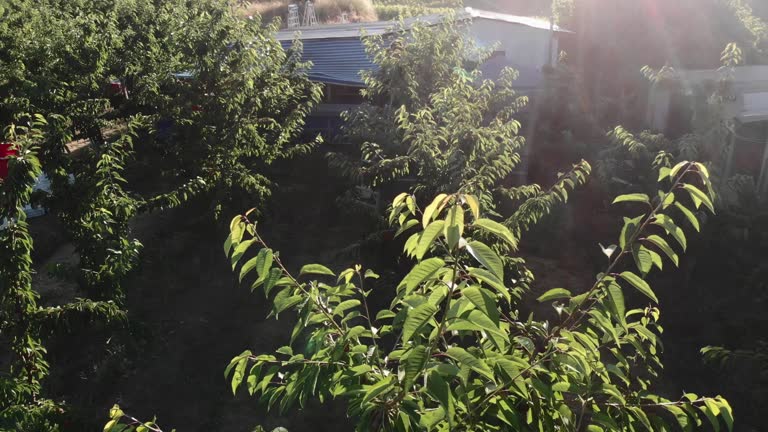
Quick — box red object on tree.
[191,104,203,112]
[108,80,123,95]
[0,142,17,180]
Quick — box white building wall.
[469,18,556,88]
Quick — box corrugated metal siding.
[281,38,375,86]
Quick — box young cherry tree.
[327,17,590,243]
[0,117,126,431]
[224,161,731,431]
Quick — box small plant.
[225,161,731,431]
[103,405,171,432]
[102,404,285,432]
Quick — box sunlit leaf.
[612,193,650,205]
[619,271,657,303]
[299,264,335,277]
[474,218,518,249]
[537,288,571,302]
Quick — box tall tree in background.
[0,0,320,428]
[0,0,322,301]
[329,18,589,240]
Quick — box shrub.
[224,161,732,431]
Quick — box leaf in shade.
[402,303,438,343]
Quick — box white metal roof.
[275,7,568,41]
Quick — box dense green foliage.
[1,0,321,428]
[2,0,764,430]
[329,19,589,238]
[0,117,126,431]
[225,161,731,431]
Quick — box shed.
[647,66,768,196]
[276,8,569,135]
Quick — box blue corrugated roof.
[281,38,374,86]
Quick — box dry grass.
[243,0,378,25]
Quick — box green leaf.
[299,264,335,277]
[444,205,465,239]
[393,192,409,208]
[674,202,700,232]
[426,372,451,412]
[446,347,494,381]
[605,282,626,324]
[537,288,571,302]
[406,195,417,214]
[466,309,508,348]
[416,220,445,260]
[376,310,396,321]
[700,404,721,432]
[231,239,256,269]
[446,224,460,250]
[618,271,658,303]
[464,194,480,220]
[333,300,361,316]
[632,244,653,275]
[619,216,643,251]
[423,193,449,227]
[644,235,679,266]
[223,235,234,258]
[462,286,499,321]
[402,303,438,343]
[467,268,508,300]
[682,184,715,213]
[670,160,690,179]
[362,376,396,405]
[419,407,446,429]
[231,355,249,395]
[466,241,504,280]
[240,248,273,283]
[612,193,650,205]
[629,406,653,431]
[662,191,675,209]
[658,166,672,182]
[662,405,691,431]
[648,249,664,271]
[474,218,518,249]
[653,214,687,251]
[718,398,734,431]
[395,219,420,238]
[398,258,445,296]
[262,268,284,296]
[273,289,303,314]
[433,363,460,376]
[402,345,428,389]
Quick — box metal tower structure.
[287,4,300,28]
[302,1,318,27]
